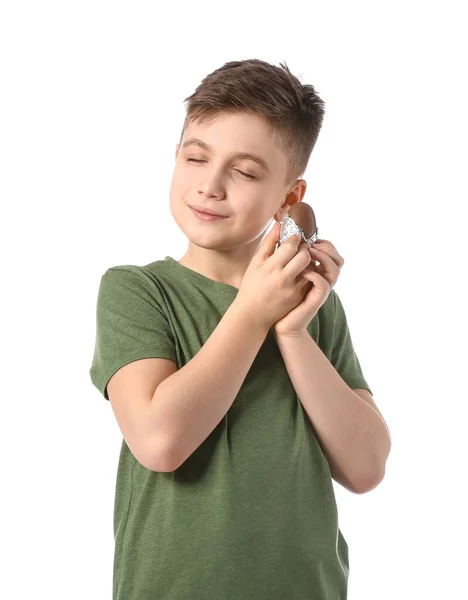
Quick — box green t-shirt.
[89,256,372,600]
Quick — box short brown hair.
[180,59,326,185]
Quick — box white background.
[1,1,466,598]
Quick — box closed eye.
[186,158,256,180]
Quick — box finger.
[282,241,313,278]
[308,250,340,285]
[257,221,281,260]
[270,232,303,268]
[308,247,327,265]
[296,260,316,284]
[310,245,344,268]
[313,238,330,246]
[301,269,330,291]
[299,278,314,296]
[313,241,345,265]
[309,250,336,274]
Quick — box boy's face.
[169,112,306,276]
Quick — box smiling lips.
[190,205,227,217]
[190,206,228,221]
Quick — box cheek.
[169,171,192,204]
[238,188,278,219]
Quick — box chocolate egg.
[277,202,319,295]
[278,202,318,246]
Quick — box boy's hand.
[235,222,314,331]
[273,238,345,338]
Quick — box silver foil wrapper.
[279,213,319,245]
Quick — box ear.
[274,179,307,222]
[293,179,307,202]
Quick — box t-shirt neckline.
[164,256,240,296]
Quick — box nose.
[198,172,225,199]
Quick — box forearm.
[275,330,391,493]
[151,300,269,471]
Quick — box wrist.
[273,328,309,342]
[230,298,271,336]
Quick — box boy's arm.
[148,299,269,471]
[275,331,391,493]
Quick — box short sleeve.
[89,266,177,400]
[329,290,373,395]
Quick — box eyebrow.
[181,137,271,173]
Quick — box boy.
[90,59,391,600]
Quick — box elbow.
[140,435,179,473]
[147,452,176,473]
[354,440,391,494]
[142,430,195,473]
[353,466,387,494]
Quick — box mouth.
[189,205,227,217]
[190,206,229,220]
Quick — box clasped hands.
[273,237,345,337]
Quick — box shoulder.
[99,262,167,290]
[94,264,170,311]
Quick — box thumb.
[257,221,281,259]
